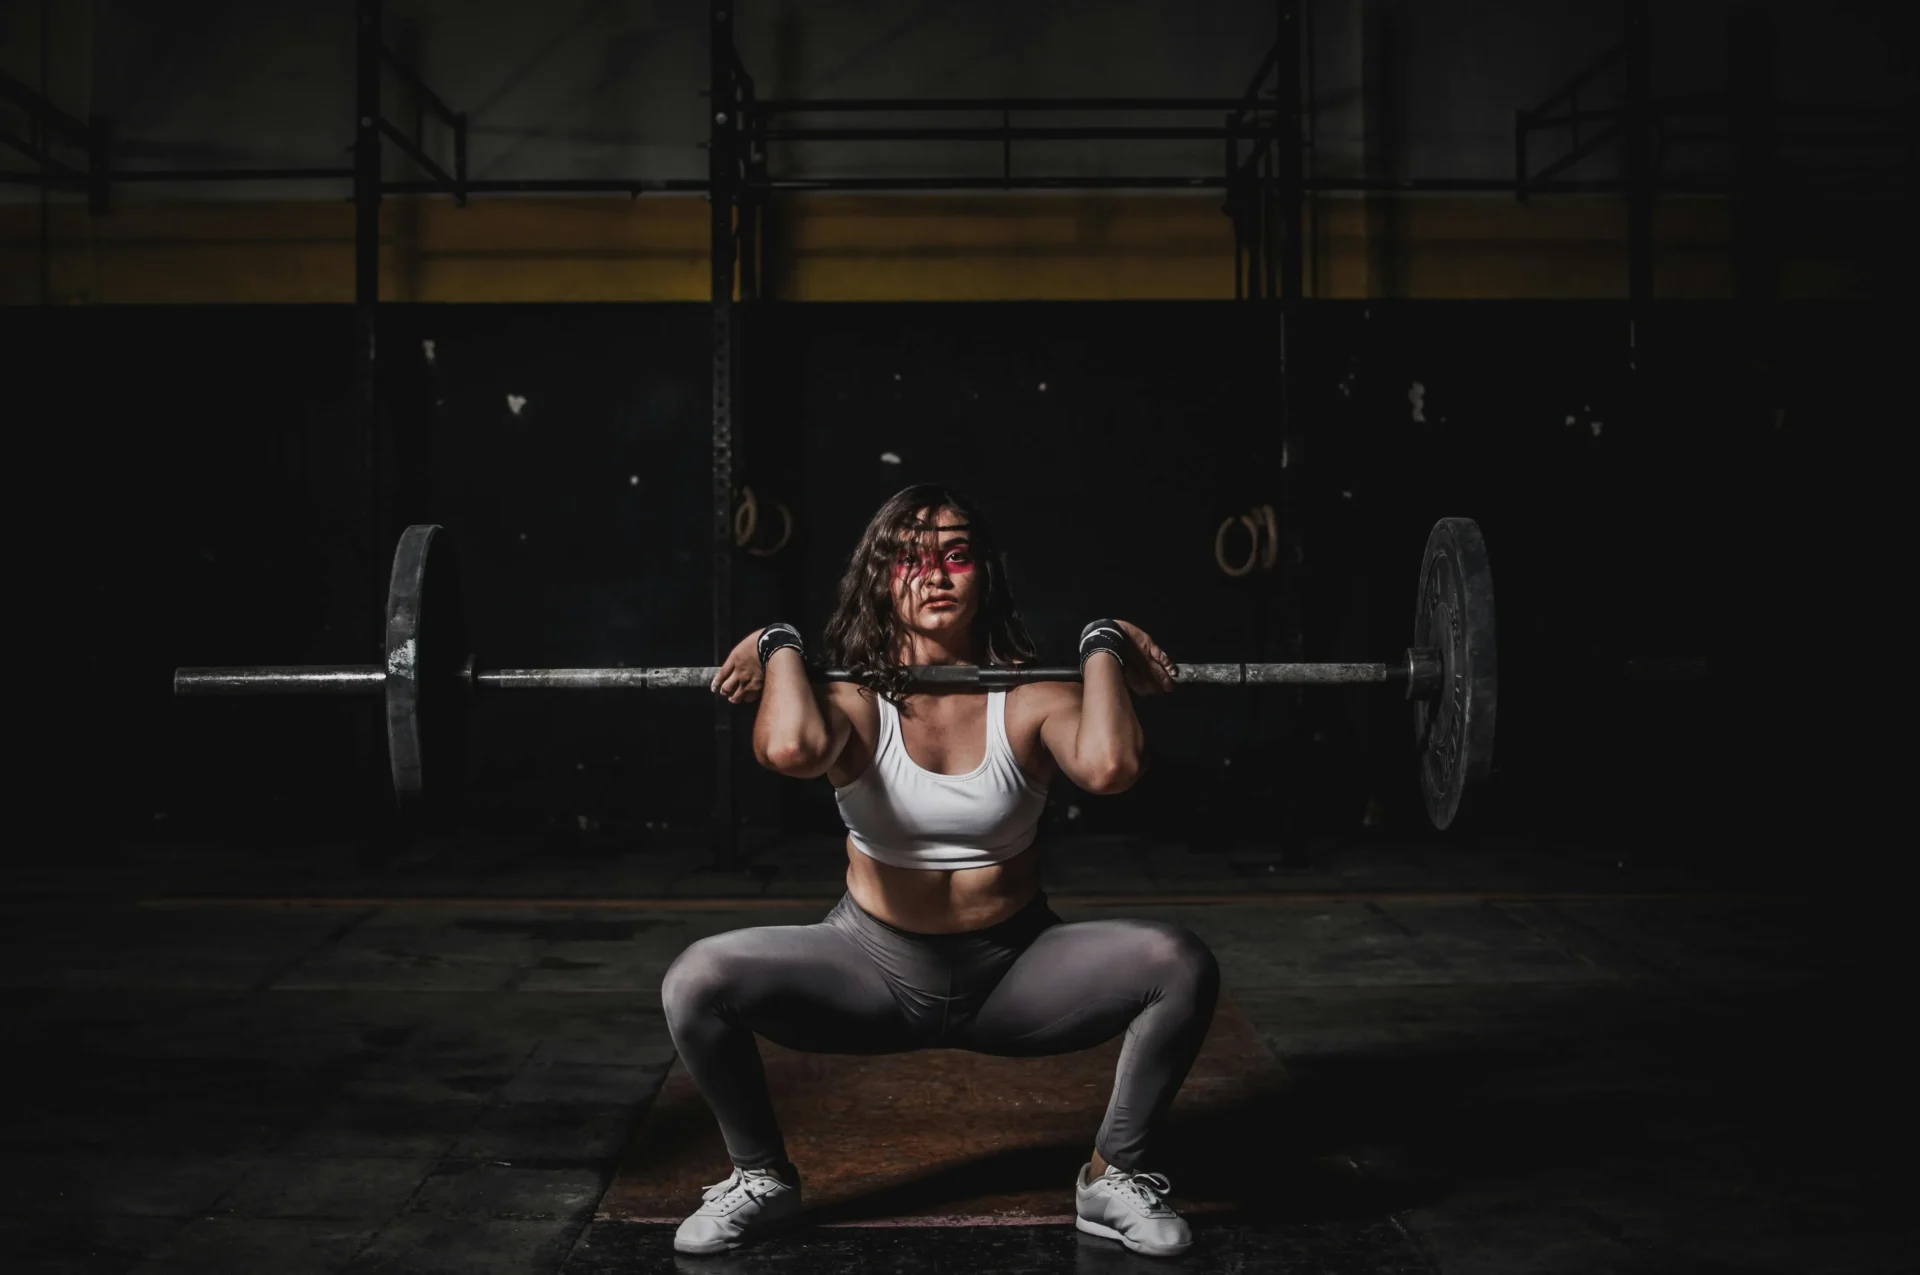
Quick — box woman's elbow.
[1080,754,1143,795]
[760,738,825,777]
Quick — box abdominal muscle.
[843,836,1042,934]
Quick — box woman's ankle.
[747,1159,797,1186]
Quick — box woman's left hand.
[1113,619,1176,696]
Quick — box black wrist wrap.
[1078,619,1127,668]
[756,623,804,668]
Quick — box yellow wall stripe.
[0,192,1882,305]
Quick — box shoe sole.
[674,1205,801,1254]
[1074,1214,1192,1257]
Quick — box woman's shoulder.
[822,678,881,721]
[1006,677,1080,720]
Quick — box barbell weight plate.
[385,524,469,811]
[1412,517,1498,830]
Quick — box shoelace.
[1103,1168,1173,1211]
[699,1167,782,1209]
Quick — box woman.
[664,483,1220,1258]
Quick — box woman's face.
[889,506,979,643]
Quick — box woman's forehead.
[899,507,970,540]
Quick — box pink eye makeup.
[892,541,975,578]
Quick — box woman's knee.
[661,934,751,1026]
[1128,921,1220,997]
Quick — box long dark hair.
[822,484,1037,705]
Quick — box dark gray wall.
[12,298,1876,866]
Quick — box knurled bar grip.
[175,656,1435,694]
[475,662,1412,688]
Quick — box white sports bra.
[834,690,1050,871]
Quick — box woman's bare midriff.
[843,836,1042,934]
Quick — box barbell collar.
[1405,647,1444,699]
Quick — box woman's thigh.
[954,917,1216,1055]
[662,920,917,1055]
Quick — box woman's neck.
[897,630,975,666]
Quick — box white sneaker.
[1074,1162,1193,1257]
[672,1164,802,1255]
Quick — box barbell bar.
[173,517,1499,830]
[173,658,1440,693]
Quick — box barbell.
[173,517,1499,830]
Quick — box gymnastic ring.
[745,498,793,557]
[1257,503,1279,570]
[733,486,759,548]
[1214,514,1260,578]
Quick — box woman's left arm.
[1038,620,1174,795]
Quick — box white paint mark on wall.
[507,394,527,415]
[1038,382,1048,392]
[422,339,436,365]
[1408,381,1426,423]
[880,451,902,465]
[1591,421,1603,437]
[629,475,640,486]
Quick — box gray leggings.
[661,891,1220,1173]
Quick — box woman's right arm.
[752,649,852,778]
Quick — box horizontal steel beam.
[756,97,1251,113]
[756,126,1265,142]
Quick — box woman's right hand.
[710,628,767,703]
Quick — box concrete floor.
[1,833,1907,1273]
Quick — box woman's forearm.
[1074,654,1146,790]
[752,648,831,773]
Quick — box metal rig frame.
[4,0,1909,866]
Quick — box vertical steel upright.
[1622,0,1654,311]
[354,0,384,649]
[1729,5,1778,304]
[709,0,740,869]
[1275,0,1304,307]
[1272,0,1307,850]
[1274,0,1305,672]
